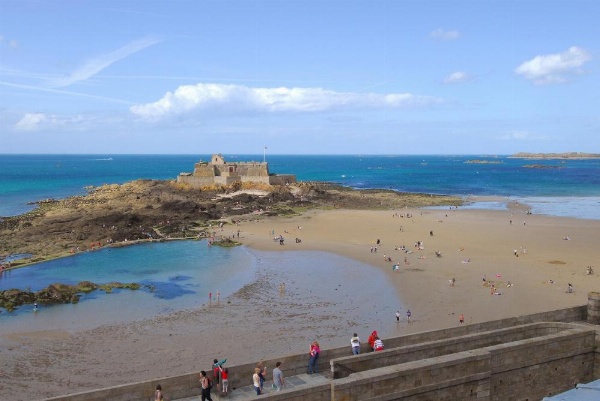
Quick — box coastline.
[1,202,599,400]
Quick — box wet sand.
[1,205,599,400]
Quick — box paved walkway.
[175,372,329,400]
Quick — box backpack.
[207,378,212,389]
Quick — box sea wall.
[41,304,596,401]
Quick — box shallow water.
[0,240,256,331]
[0,243,402,334]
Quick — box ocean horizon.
[1,154,599,220]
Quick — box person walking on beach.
[308,340,320,374]
[459,313,465,324]
[351,333,361,355]
[396,310,400,322]
[252,367,262,395]
[406,309,412,323]
[199,371,213,401]
[273,362,285,391]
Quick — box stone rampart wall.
[331,327,596,401]
[333,350,492,401]
[332,322,573,378]
[268,175,297,185]
[40,305,594,401]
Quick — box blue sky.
[0,0,598,155]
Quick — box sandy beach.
[1,204,599,400]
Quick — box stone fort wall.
[176,154,296,187]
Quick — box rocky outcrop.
[0,180,463,268]
[0,281,140,312]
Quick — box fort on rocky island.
[176,154,296,187]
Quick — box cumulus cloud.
[515,46,591,85]
[443,71,471,84]
[46,36,161,88]
[130,83,442,121]
[430,28,459,41]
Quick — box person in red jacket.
[368,330,378,351]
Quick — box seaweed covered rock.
[0,281,140,312]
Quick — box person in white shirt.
[350,333,360,355]
[374,336,384,351]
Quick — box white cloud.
[443,71,471,84]
[515,46,591,85]
[130,83,442,121]
[46,36,161,88]
[15,113,47,131]
[14,112,87,131]
[430,28,459,41]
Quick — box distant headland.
[510,152,600,159]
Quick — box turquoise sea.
[2,154,600,219]
[1,154,599,327]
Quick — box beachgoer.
[368,330,378,351]
[221,368,229,395]
[374,336,384,351]
[154,384,164,401]
[252,368,262,395]
[272,362,285,391]
[395,310,400,322]
[308,341,320,374]
[256,361,266,391]
[406,309,412,323]
[567,283,573,293]
[459,314,464,324]
[33,302,38,312]
[199,370,213,401]
[212,359,220,391]
[351,333,360,355]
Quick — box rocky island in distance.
[510,152,600,159]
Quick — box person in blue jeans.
[252,368,262,395]
[308,340,320,374]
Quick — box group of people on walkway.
[252,360,287,395]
